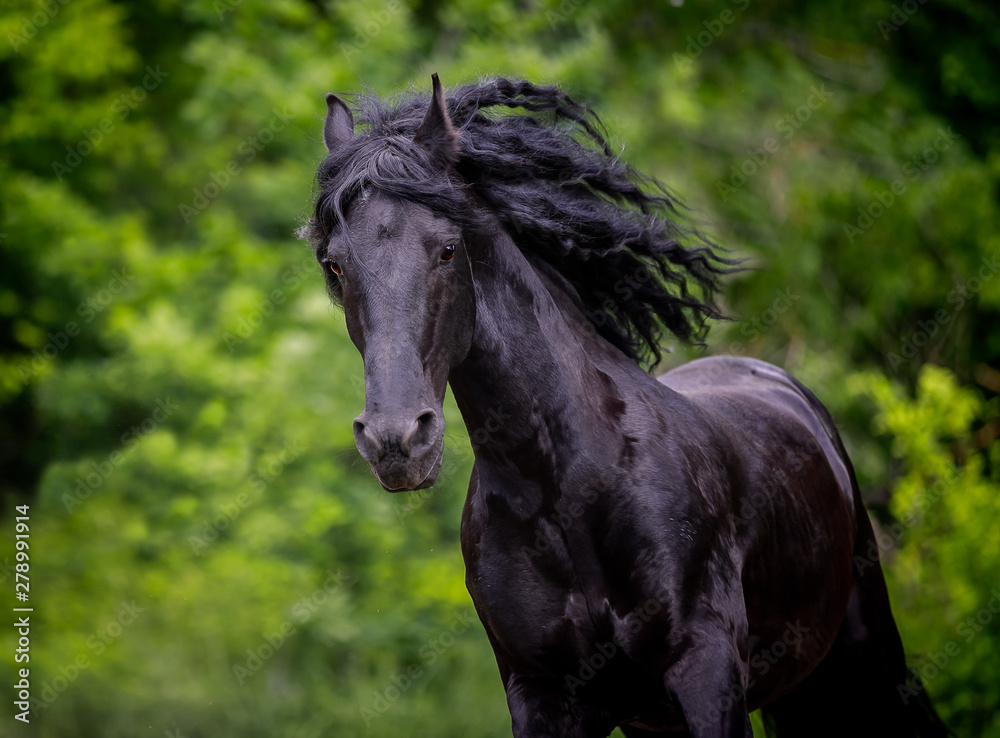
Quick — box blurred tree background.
[1,0,998,735]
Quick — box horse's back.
[658,355,854,507]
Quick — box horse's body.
[451,224,876,735]
[304,75,947,737]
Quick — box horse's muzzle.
[352,408,444,491]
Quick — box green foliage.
[850,365,1000,736]
[0,0,997,735]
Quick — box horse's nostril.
[353,417,384,461]
[417,410,436,431]
[401,410,438,457]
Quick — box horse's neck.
[448,226,660,509]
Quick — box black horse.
[302,75,948,737]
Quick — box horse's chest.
[464,499,607,668]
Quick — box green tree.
[1,0,997,735]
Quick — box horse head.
[317,75,476,492]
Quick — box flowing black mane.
[302,77,736,367]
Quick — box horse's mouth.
[371,444,443,493]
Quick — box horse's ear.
[324,93,354,152]
[414,73,460,167]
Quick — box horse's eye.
[441,243,456,262]
[327,260,341,276]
